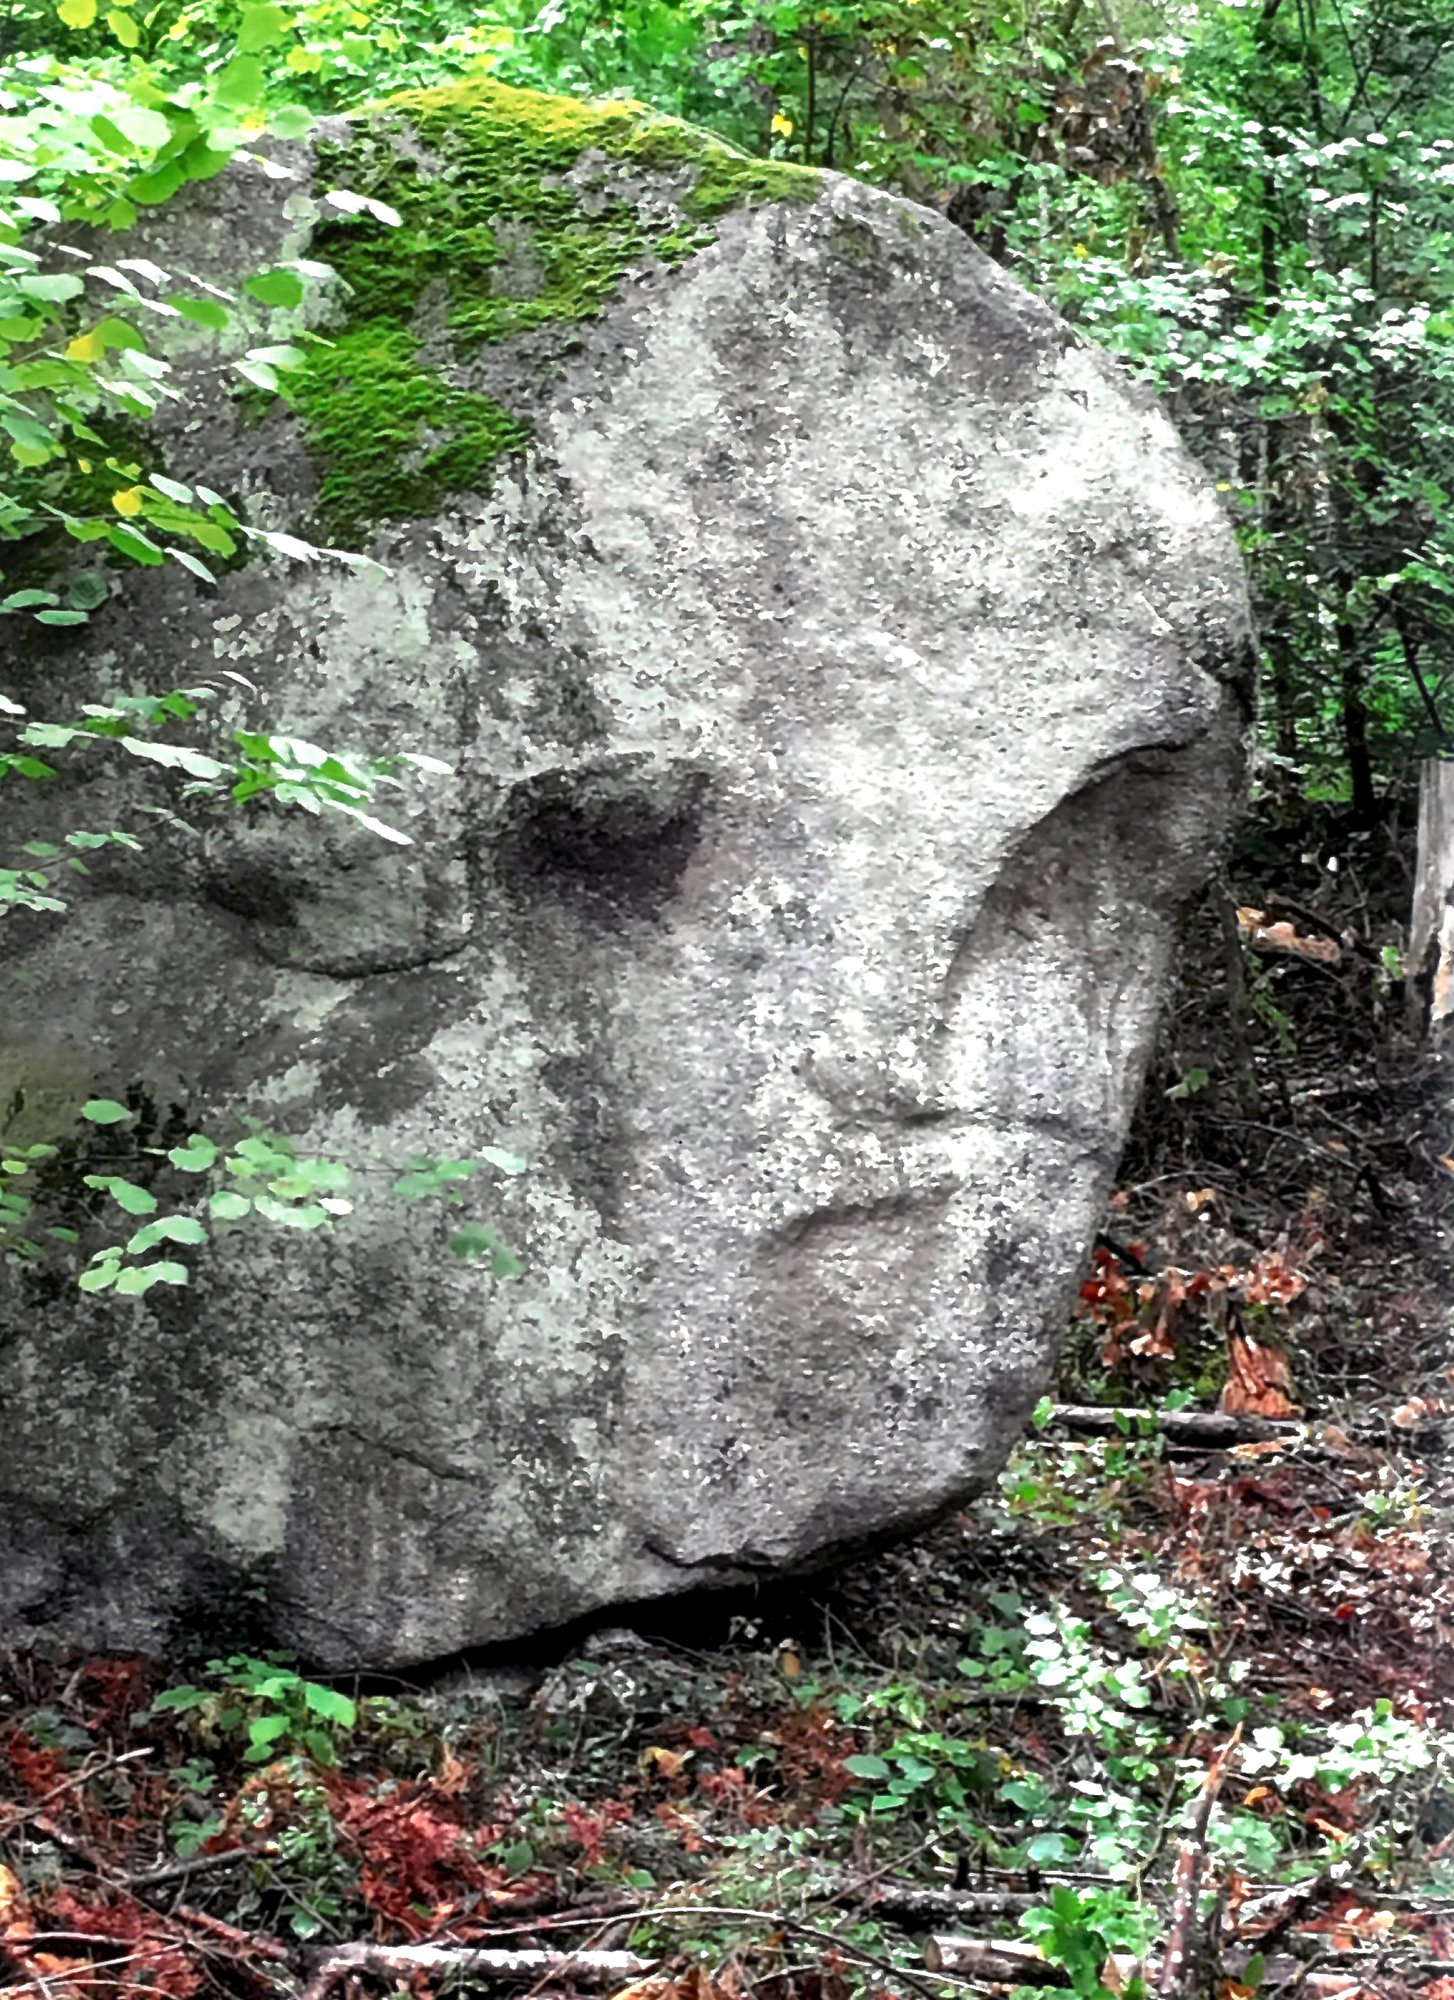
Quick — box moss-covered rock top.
[289,76,823,547]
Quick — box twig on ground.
[171,1903,294,1965]
[0,1750,154,1838]
[1157,1728,1241,2000]
[124,1844,267,1889]
[819,1878,1043,1923]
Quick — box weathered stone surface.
[0,83,1253,1668]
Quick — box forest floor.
[2,804,1451,2000]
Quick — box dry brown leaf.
[640,1746,690,1780]
[0,1864,28,1935]
[1101,1954,1144,1995]
[1221,1330,1299,1418]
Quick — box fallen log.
[1046,1405,1299,1446]
[1042,1405,1444,1451]
[299,1944,653,2000]
[923,1935,1071,1985]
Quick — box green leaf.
[105,103,172,151]
[448,1224,519,1270]
[17,273,84,303]
[68,571,109,610]
[302,1683,356,1726]
[84,1175,158,1216]
[269,104,315,140]
[214,54,265,107]
[106,525,167,566]
[107,7,140,46]
[149,1683,209,1713]
[248,1712,291,1748]
[126,1214,208,1253]
[58,0,97,26]
[843,1754,892,1779]
[244,268,306,310]
[208,1189,251,1220]
[169,1135,219,1172]
[114,1259,187,1294]
[237,3,290,52]
[234,358,278,393]
[81,1098,132,1125]
[168,548,217,585]
[131,165,186,206]
[166,293,230,330]
[77,1263,117,1292]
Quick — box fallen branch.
[1157,1729,1240,2000]
[172,1904,294,1965]
[123,1844,267,1889]
[1041,1404,1445,1450]
[1231,1841,1373,1949]
[923,1936,1070,1986]
[453,1901,959,2000]
[300,1944,652,2000]
[817,1877,1043,1923]
[0,1749,153,1838]
[1045,1405,1299,1446]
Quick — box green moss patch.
[288,76,821,548]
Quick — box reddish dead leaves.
[330,1769,552,1935]
[1078,1204,1313,1414]
[0,1863,200,2000]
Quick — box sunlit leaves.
[238,3,292,53]
[80,1098,132,1125]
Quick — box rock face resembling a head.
[0,81,1253,1667]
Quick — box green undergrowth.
[1,1398,1450,1995]
[286,77,820,546]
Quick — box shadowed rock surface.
[0,81,1253,1668]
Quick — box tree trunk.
[1410,757,1454,1037]
[1335,607,1378,827]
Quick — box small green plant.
[1020,1884,1151,2000]
[149,1654,358,1766]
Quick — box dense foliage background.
[5,0,1454,805]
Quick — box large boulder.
[0,80,1253,1668]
